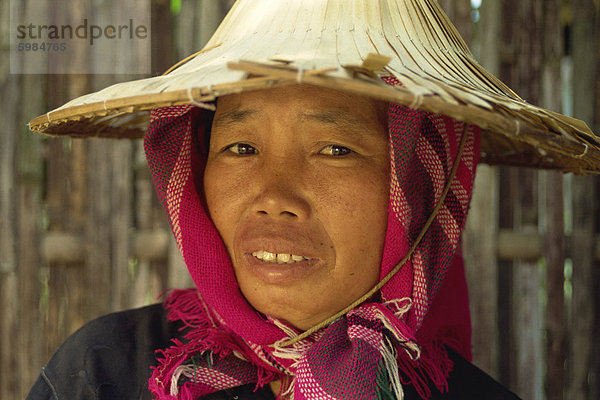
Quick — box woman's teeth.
[252,250,309,264]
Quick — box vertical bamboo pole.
[542,168,566,400]
[132,143,158,307]
[151,0,173,75]
[43,0,93,361]
[44,71,89,358]
[11,2,49,397]
[85,137,113,316]
[540,2,567,399]
[83,2,129,316]
[1,2,21,398]
[16,80,44,397]
[511,171,543,400]
[83,1,128,320]
[174,0,230,59]
[497,0,517,385]
[463,0,501,378]
[593,32,600,399]
[569,1,599,399]
[513,0,544,393]
[89,0,140,313]
[130,0,176,307]
[499,0,545,398]
[109,139,134,310]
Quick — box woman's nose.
[250,158,311,220]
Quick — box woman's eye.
[319,144,352,156]
[226,143,257,155]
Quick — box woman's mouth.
[251,250,311,264]
[242,249,320,286]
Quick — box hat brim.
[28,0,600,174]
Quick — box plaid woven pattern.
[145,81,480,399]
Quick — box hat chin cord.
[277,123,470,348]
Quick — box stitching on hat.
[187,87,216,111]
[296,67,305,83]
[409,94,423,110]
[575,143,589,158]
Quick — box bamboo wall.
[1,1,598,399]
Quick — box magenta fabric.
[144,80,480,399]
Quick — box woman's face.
[203,85,389,330]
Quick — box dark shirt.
[27,304,520,400]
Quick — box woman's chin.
[240,287,348,331]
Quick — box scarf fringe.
[149,289,220,399]
[150,289,279,399]
[164,289,239,356]
[370,302,453,400]
[395,337,454,399]
[382,336,405,400]
[163,288,210,328]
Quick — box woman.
[143,83,481,399]
[27,0,600,399]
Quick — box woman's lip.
[235,222,326,258]
[241,253,322,285]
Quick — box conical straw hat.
[29,0,600,174]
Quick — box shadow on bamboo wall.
[1,1,598,399]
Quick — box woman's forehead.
[213,84,388,125]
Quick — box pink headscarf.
[144,79,480,399]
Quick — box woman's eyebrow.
[213,108,257,128]
[303,109,375,132]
